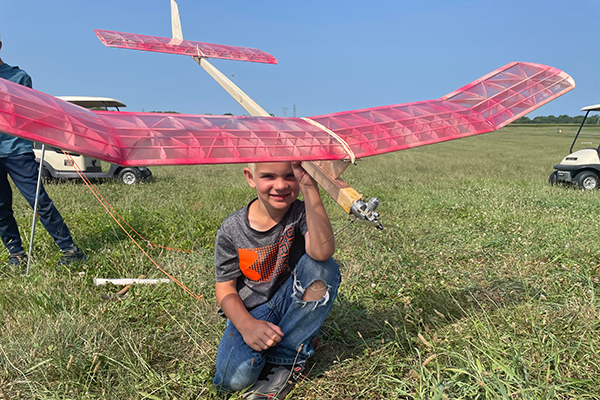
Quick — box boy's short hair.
[247,163,256,174]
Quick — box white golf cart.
[550,104,600,190]
[34,96,152,185]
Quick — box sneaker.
[60,246,87,265]
[242,363,307,400]
[8,252,26,267]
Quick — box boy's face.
[244,162,300,212]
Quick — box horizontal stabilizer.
[0,62,573,167]
[95,29,277,64]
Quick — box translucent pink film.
[95,30,277,64]
[0,62,574,167]
[309,62,574,159]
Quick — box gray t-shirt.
[215,199,308,311]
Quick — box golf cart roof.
[55,96,127,109]
[581,104,600,112]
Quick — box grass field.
[1,125,599,399]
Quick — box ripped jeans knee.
[291,255,341,308]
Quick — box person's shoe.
[8,252,26,267]
[60,246,86,265]
[242,363,307,400]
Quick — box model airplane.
[0,0,575,228]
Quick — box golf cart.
[550,104,600,190]
[34,96,152,185]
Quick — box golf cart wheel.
[548,171,558,186]
[575,171,599,190]
[41,166,51,179]
[118,168,141,185]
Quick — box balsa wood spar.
[104,0,369,220]
[173,0,361,215]
[192,55,364,216]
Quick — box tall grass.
[1,126,599,399]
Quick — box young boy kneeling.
[213,162,341,399]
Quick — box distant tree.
[511,113,600,124]
[557,114,571,124]
[149,111,180,114]
[532,115,558,124]
[223,113,234,116]
[585,114,600,125]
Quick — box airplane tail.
[441,62,575,129]
[96,1,276,64]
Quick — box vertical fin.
[171,0,183,40]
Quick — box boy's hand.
[216,281,284,352]
[291,162,317,187]
[240,319,284,352]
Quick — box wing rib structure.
[0,62,573,166]
[308,62,574,159]
[95,29,277,64]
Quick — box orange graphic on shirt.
[237,226,295,283]
[238,248,261,280]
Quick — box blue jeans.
[0,152,75,254]
[213,254,341,393]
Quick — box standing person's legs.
[3,153,75,251]
[0,159,23,255]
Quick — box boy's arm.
[291,162,335,261]
[215,279,284,351]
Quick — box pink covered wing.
[0,62,573,167]
[0,78,346,166]
[309,62,574,158]
[95,29,277,64]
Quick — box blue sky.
[1,0,598,118]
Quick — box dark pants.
[0,152,74,254]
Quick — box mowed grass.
[1,125,600,399]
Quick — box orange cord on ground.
[60,151,202,300]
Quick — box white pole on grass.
[26,144,45,276]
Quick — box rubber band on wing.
[300,117,355,164]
